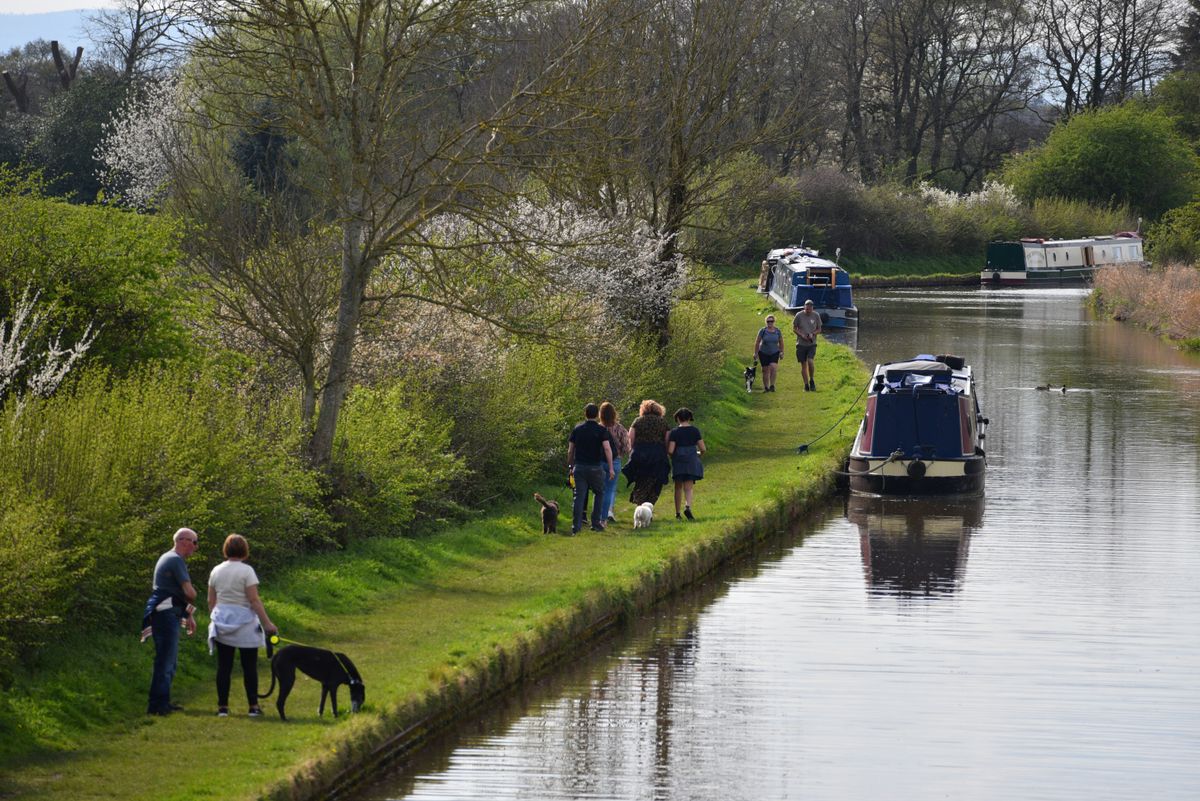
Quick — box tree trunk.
[299,347,317,430]
[307,218,370,467]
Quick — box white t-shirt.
[208,560,259,608]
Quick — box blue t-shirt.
[757,327,783,354]
[669,426,703,447]
[153,550,191,595]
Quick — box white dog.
[633,502,655,529]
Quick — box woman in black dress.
[668,408,706,520]
[622,400,671,505]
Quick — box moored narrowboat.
[847,354,988,495]
[766,246,859,329]
[982,232,1146,286]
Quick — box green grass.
[0,268,868,801]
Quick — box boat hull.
[847,456,985,496]
[980,267,1094,286]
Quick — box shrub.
[0,169,194,375]
[1147,202,1200,264]
[331,376,462,534]
[1027,197,1135,239]
[428,341,584,500]
[1002,104,1200,219]
[0,365,331,673]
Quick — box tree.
[1036,0,1180,114]
[185,0,617,467]
[1148,69,1200,141]
[1146,201,1200,263]
[1175,0,1200,71]
[1002,103,1200,218]
[84,0,191,78]
[546,0,804,330]
[27,72,129,199]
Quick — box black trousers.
[215,641,259,708]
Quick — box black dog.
[534,492,559,534]
[744,361,757,393]
[258,644,365,721]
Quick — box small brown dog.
[533,493,559,534]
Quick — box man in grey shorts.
[792,299,822,391]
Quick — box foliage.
[1146,202,1200,263]
[1002,104,1200,219]
[1148,70,1200,142]
[0,169,193,374]
[689,152,805,264]
[23,73,130,201]
[1025,196,1135,238]
[331,376,461,535]
[399,288,731,502]
[0,365,333,675]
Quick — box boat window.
[1115,247,1122,260]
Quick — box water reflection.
[821,325,858,352]
[846,495,983,598]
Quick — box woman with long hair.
[599,401,631,524]
[621,399,671,506]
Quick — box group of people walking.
[752,300,822,392]
[145,528,277,718]
[142,301,814,719]
[567,400,707,534]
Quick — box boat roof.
[881,359,951,373]
[780,252,838,270]
[871,356,973,393]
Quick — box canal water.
[354,288,1200,801]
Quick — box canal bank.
[1,275,867,801]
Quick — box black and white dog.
[744,361,757,393]
[258,644,365,721]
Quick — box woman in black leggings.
[206,534,278,717]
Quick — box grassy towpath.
[1,275,867,801]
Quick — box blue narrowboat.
[766,246,859,329]
[847,354,988,496]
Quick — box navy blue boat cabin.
[766,248,858,329]
[848,355,988,495]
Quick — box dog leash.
[270,634,359,684]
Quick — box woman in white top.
[207,533,277,717]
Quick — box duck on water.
[845,354,989,496]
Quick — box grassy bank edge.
[1,275,868,801]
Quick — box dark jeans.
[572,463,606,532]
[148,608,180,713]
[215,641,260,708]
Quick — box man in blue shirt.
[567,403,615,535]
[146,528,199,715]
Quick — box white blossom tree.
[1,289,96,402]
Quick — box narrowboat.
[847,354,988,496]
[981,232,1145,286]
[766,246,859,329]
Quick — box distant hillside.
[0,10,96,54]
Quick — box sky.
[1,2,114,11]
